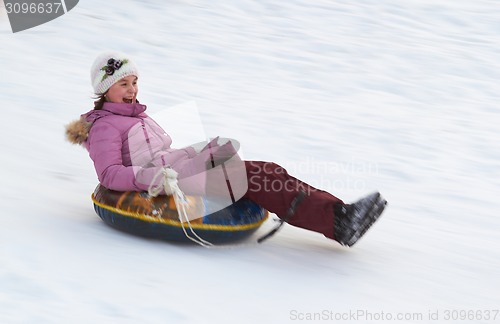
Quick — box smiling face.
[105,75,138,104]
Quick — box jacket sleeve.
[88,121,160,192]
[183,146,197,158]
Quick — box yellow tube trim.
[91,194,268,232]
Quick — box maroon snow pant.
[242,161,343,240]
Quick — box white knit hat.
[90,51,139,95]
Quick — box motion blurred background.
[1,1,499,323]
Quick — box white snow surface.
[1,1,500,323]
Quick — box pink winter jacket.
[79,102,246,198]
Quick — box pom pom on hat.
[90,51,139,95]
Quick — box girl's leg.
[243,161,343,240]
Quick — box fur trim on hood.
[65,118,91,145]
[65,103,147,145]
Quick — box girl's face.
[106,75,138,104]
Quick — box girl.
[66,51,387,247]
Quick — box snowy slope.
[1,1,500,323]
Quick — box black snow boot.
[334,192,387,247]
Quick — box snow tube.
[91,185,268,244]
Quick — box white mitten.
[148,166,179,197]
[162,167,179,195]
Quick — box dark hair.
[93,94,106,110]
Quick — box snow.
[1,0,500,323]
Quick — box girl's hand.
[206,141,238,168]
[200,136,220,152]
